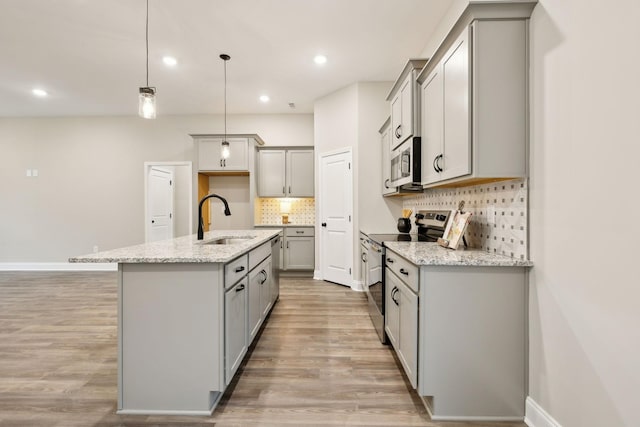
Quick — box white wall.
[0,113,313,262]
[527,1,640,426]
[416,2,640,426]
[356,82,402,234]
[314,82,401,283]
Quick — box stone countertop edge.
[68,229,282,264]
[254,224,315,227]
[384,241,533,267]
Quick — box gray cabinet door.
[385,268,400,349]
[225,277,247,385]
[421,65,444,185]
[248,266,263,342]
[287,150,314,197]
[199,138,248,171]
[398,279,418,389]
[441,28,471,181]
[284,236,314,270]
[258,150,286,196]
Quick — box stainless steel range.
[364,210,452,343]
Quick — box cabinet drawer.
[285,227,314,237]
[385,249,419,293]
[249,242,271,271]
[225,255,248,289]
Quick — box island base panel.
[119,263,224,414]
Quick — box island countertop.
[69,229,281,264]
[384,241,533,267]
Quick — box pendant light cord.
[223,57,227,140]
[145,0,149,87]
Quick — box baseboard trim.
[0,262,117,272]
[351,280,364,292]
[313,269,322,280]
[525,397,562,427]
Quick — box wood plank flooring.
[0,272,526,427]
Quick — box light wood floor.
[0,272,526,427]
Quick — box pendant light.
[220,54,230,159]
[138,0,156,119]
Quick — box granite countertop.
[384,241,533,267]
[69,229,281,264]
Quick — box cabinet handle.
[387,257,394,264]
[384,178,390,189]
[289,186,291,194]
[235,284,245,292]
[433,156,439,173]
[260,269,268,284]
[399,268,409,276]
[296,230,304,234]
[220,159,223,168]
[235,266,245,273]
[391,286,399,305]
[361,253,367,262]
[280,240,283,249]
[321,222,327,227]
[394,125,402,139]
[283,186,286,194]
[436,154,444,172]
[286,241,289,249]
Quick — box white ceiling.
[0,0,455,117]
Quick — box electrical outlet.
[32,169,38,177]
[487,205,496,225]
[26,169,32,177]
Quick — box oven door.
[366,240,386,343]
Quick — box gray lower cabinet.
[224,239,280,386]
[248,256,271,342]
[283,227,314,270]
[224,277,247,385]
[385,259,418,389]
[384,248,526,420]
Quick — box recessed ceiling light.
[259,95,270,103]
[32,88,47,97]
[162,56,177,66]
[314,55,327,65]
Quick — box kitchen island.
[381,241,532,421]
[70,229,281,416]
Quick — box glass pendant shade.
[138,87,156,119]
[221,140,230,159]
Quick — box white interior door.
[147,167,174,242]
[319,149,353,287]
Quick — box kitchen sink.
[200,236,254,245]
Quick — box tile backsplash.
[402,178,528,260]
[255,198,316,225]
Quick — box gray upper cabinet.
[418,17,529,187]
[198,137,249,172]
[387,59,428,150]
[258,149,314,197]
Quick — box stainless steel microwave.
[390,137,422,189]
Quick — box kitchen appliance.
[390,137,421,189]
[365,209,452,344]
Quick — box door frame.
[144,161,193,242]
[317,147,354,287]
